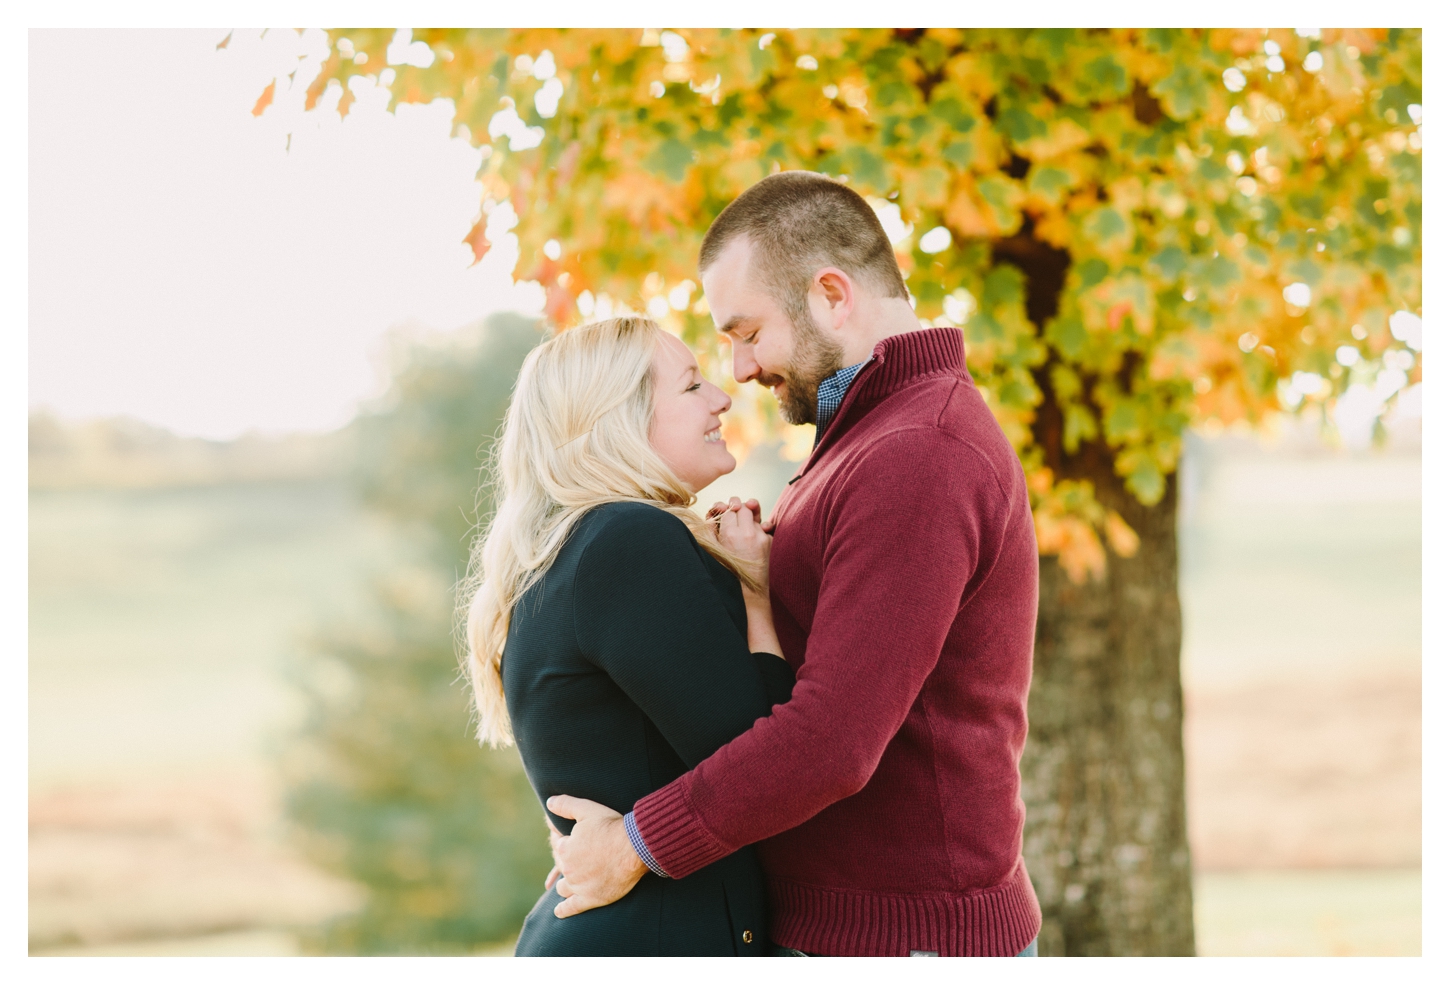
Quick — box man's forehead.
[705,271,769,335]
[702,236,758,293]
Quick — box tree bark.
[993,232,1196,956]
[1020,459,1196,956]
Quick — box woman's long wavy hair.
[461,316,758,747]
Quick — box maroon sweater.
[632,326,1042,956]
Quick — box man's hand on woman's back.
[546,795,648,918]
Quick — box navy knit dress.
[502,501,795,956]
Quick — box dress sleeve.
[573,504,795,769]
[752,653,797,707]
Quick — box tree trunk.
[1019,455,1196,956]
[993,231,1196,955]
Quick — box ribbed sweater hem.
[767,857,1042,957]
[631,779,729,879]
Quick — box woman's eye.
[687,382,702,392]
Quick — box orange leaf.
[944,188,992,239]
[463,217,491,265]
[544,285,575,326]
[251,80,275,117]
[1058,519,1107,584]
[305,58,337,112]
[1104,511,1141,558]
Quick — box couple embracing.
[463,171,1042,957]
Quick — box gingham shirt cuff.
[623,811,670,878]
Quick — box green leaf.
[966,311,1005,342]
[717,92,746,127]
[1369,243,1413,272]
[1148,246,1188,280]
[1377,82,1422,118]
[1046,312,1088,358]
[999,379,1037,408]
[1198,158,1232,182]
[1289,191,1325,220]
[982,264,1026,309]
[1021,57,1051,86]
[1077,258,1110,288]
[1144,28,1177,53]
[1192,255,1241,289]
[930,96,977,132]
[645,138,695,182]
[1063,404,1098,453]
[1285,257,1324,287]
[843,146,888,190]
[1083,206,1131,250]
[942,139,974,168]
[1104,400,1141,442]
[1125,458,1166,504]
[877,80,914,107]
[690,127,730,150]
[1050,363,1083,400]
[1034,28,1073,64]
[977,174,1023,234]
[749,43,776,79]
[1083,54,1130,99]
[1150,64,1210,120]
[1027,165,1073,206]
[998,105,1048,144]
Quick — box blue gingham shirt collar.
[814,359,871,443]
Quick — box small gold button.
[742,930,754,944]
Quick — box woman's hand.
[711,497,770,598]
[710,497,783,658]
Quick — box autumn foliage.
[258,27,1422,581]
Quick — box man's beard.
[759,310,845,426]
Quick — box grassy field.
[37,869,1420,957]
[29,479,402,784]
[28,435,1420,955]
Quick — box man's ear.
[812,267,855,329]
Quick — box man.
[547,170,1042,957]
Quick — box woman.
[462,316,788,956]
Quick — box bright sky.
[30,28,542,439]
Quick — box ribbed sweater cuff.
[630,779,732,879]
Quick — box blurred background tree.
[258,27,1421,955]
[282,313,552,953]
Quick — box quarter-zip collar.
[787,326,969,485]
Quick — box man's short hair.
[698,171,909,318]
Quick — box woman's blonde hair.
[461,315,757,747]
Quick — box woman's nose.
[709,382,732,415]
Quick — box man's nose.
[732,342,760,385]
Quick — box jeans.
[771,938,1038,957]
